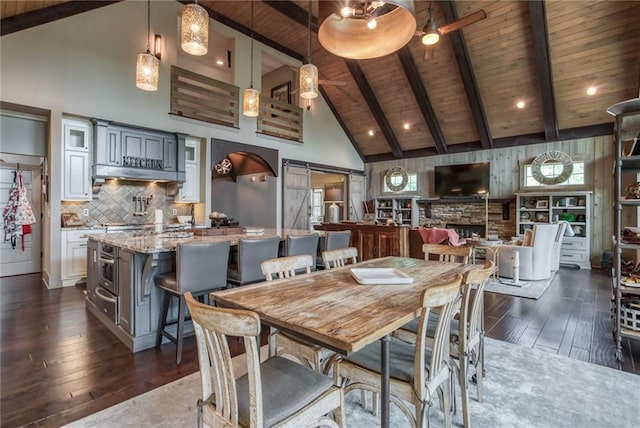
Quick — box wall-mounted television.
[434,162,490,197]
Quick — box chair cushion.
[344,337,432,383]
[236,356,334,427]
[154,271,178,292]
[401,313,460,339]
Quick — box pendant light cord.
[146,0,151,53]
[250,1,254,87]
[307,0,312,64]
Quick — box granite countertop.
[86,228,318,254]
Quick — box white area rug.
[65,338,640,428]
[484,272,555,299]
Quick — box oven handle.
[95,287,117,303]
[99,257,115,265]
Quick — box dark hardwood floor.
[1,267,638,427]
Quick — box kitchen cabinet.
[516,191,591,269]
[316,223,409,261]
[86,239,99,304]
[374,196,419,227]
[93,126,121,167]
[61,229,104,286]
[163,137,177,171]
[177,139,200,202]
[62,118,92,201]
[118,249,134,336]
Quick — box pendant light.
[243,1,259,117]
[181,0,208,56]
[299,0,318,100]
[136,0,159,91]
[421,2,440,46]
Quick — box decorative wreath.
[531,151,573,185]
[385,166,409,192]
[214,158,232,175]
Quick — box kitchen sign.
[122,156,163,170]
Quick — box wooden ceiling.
[2,1,639,162]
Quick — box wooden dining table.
[211,256,474,428]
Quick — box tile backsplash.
[61,180,193,226]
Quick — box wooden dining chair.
[393,261,495,428]
[322,247,358,269]
[185,292,345,428]
[334,274,463,428]
[261,254,313,281]
[423,243,472,264]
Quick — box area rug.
[65,338,639,428]
[484,272,556,299]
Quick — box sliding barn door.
[349,174,366,222]
[282,165,310,230]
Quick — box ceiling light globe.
[422,32,439,45]
[181,3,209,56]
[367,18,377,30]
[243,88,260,117]
[340,6,354,17]
[299,63,319,99]
[136,52,159,91]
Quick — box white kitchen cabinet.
[62,118,92,201]
[177,139,200,202]
[61,229,104,286]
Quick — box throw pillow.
[522,229,534,246]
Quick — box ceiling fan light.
[421,20,439,45]
[243,87,260,117]
[136,52,159,91]
[341,6,354,17]
[367,17,377,30]
[300,63,318,99]
[181,2,208,56]
[318,1,417,59]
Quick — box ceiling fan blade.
[438,9,486,36]
[423,46,435,60]
[319,79,347,86]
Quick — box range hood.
[92,119,186,195]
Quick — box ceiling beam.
[1,1,122,36]
[440,1,492,150]
[529,1,560,142]
[397,47,448,155]
[263,0,319,31]
[345,60,404,159]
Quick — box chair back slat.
[461,260,494,351]
[261,255,313,281]
[322,247,358,269]
[422,243,472,264]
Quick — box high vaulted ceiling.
[2,1,639,162]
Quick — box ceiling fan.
[415,2,487,59]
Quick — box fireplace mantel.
[417,198,513,220]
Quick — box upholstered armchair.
[550,222,569,272]
[498,224,558,281]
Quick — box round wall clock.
[531,151,573,185]
[385,166,409,192]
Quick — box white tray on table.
[349,268,414,285]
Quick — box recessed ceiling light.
[586,86,597,96]
[216,59,224,66]
[368,130,375,136]
[403,123,410,130]
[516,100,526,109]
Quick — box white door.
[0,164,42,277]
[282,165,310,230]
[349,174,366,222]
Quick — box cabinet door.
[102,129,121,166]
[63,239,88,279]
[358,230,377,261]
[378,230,400,257]
[122,131,143,158]
[118,250,134,335]
[144,136,163,161]
[86,241,98,303]
[178,162,199,202]
[163,137,177,171]
[63,151,90,200]
[63,120,90,151]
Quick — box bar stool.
[286,233,320,272]
[316,230,351,269]
[227,237,281,287]
[154,241,230,364]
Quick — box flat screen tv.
[434,162,490,197]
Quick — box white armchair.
[550,222,569,272]
[498,224,558,281]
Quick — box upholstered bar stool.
[227,237,281,287]
[154,241,231,364]
[316,230,351,269]
[286,233,320,272]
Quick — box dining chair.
[286,233,320,272]
[227,237,281,287]
[392,261,494,428]
[154,241,231,364]
[317,230,352,269]
[334,273,463,428]
[322,247,358,269]
[184,292,345,428]
[423,243,472,264]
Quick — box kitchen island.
[85,228,316,352]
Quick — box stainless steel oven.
[96,243,119,323]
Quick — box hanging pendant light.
[243,1,259,117]
[136,0,159,91]
[181,0,208,56]
[300,0,318,100]
[421,2,440,46]
[318,1,417,59]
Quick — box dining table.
[211,256,475,428]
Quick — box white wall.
[0,0,363,287]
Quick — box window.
[523,161,584,187]
[384,172,418,192]
[311,188,324,220]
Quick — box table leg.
[381,334,390,428]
